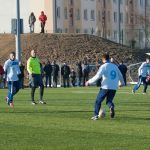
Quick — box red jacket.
[39,14,47,23]
[0,65,4,75]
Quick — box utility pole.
[144,0,147,49]
[118,0,121,44]
[16,0,21,61]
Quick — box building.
[1,0,150,48]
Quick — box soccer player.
[27,50,46,105]
[86,53,125,120]
[3,52,21,107]
[132,58,150,94]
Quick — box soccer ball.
[98,109,106,118]
[146,76,150,85]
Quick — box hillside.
[0,33,148,66]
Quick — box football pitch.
[0,86,149,150]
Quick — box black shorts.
[30,74,44,88]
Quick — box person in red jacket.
[0,63,4,88]
[39,11,47,33]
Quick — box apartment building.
[52,0,150,48]
[1,0,150,48]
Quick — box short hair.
[102,53,110,60]
[10,51,15,56]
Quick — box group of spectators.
[0,58,128,89]
[29,11,47,33]
[41,60,91,88]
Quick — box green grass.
[0,86,150,150]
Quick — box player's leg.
[30,75,37,104]
[92,89,107,119]
[132,76,142,93]
[45,75,48,88]
[38,75,46,104]
[13,81,20,95]
[142,77,148,93]
[7,81,14,107]
[106,90,116,118]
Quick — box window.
[64,7,68,19]
[108,11,110,22]
[140,0,144,7]
[98,11,101,21]
[76,8,80,20]
[57,7,60,18]
[113,0,117,4]
[91,28,95,34]
[114,12,117,22]
[120,13,123,23]
[70,0,73,5]
[57,28,62,33]
[98,30,101,36]
[114,31,117,40]
[84,29,88,34]
[76,29,80,33]
[84,9,88,20]
[107,30,110,37]
[91,10,95,20]
[64,28,68,33]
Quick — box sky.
[0,0,30,33]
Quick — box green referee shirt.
[27,57,41,74]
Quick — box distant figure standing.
[76,61,82,86]
[0,63,4,88]
[52,60,59,88]
[18,62,25,89]
[44,60,52,88]
[61,63,70,88]
[70,68,76,87]
[39,11,47,33]
[82,61,90,86]
[118,61,128,86]
[28,12,36,33]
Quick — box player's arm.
[117,68,125,87]
[27,59,32,74]
[138,63,144,77]
[86,67,103,86]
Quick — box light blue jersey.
[88,62,124,90]
[3,59,21,81]
[138,62,150,77]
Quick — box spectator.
[76,61,82,86]
[0,63,4,88]
[61,63,70,88]
[18,62,25,89]
[39,11,47,33]
[118,61,128,86]
[44,60,52,88]
[82,61,90,86]
[29,12,36,33]
[70,68,76,87]
[52,60,59,88]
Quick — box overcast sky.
[0,0,30,33]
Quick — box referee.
[27,50,46,105]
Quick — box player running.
[3,52,21,107]
[86,53,125,120]
[132,58,150,94]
